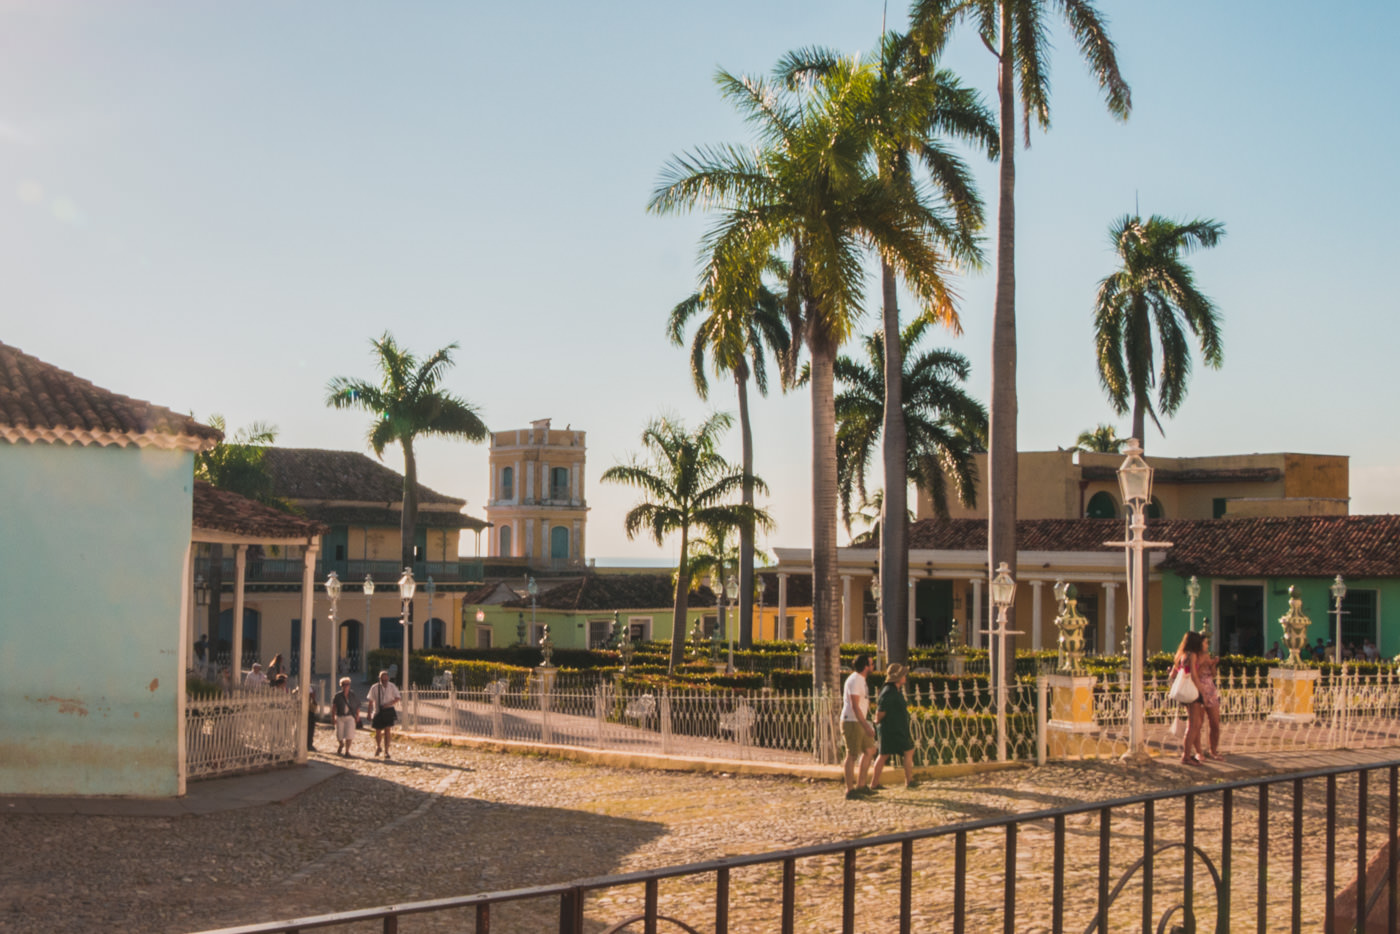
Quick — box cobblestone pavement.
[2,741,1398,934]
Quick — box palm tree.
[845,489,916,546]
[910,0,1131,590]
[601,413,766,672]
[650,55,966,695]
[779,35,996,669]
[1072,424,1126,453]
[668,253,790,649]
[833,318,987,563]
[194,416,281,659]
[326,333,488,569]
[1093,215,1226,446]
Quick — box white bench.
[718,705,755,737]
[624,694,657,722]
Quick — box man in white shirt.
[242,662,267,690]
[367,669,402,759]
[841,654,878,798]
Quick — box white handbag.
[1168,667,1200,704]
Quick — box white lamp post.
[1185,575,1202,634]
[362,574,375,679]
[527,576,538,645]
[326,571,342,680]
[725,575,739,674]
[982,562,1021,762]
[757,575,766,639]
[397,567,416,697]
[1331,575,1347,662]
[1107,439,1172,762]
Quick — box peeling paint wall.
[0,443,192,797]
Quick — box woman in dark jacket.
[872,664,917,789]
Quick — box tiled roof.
[502,574,719,611]
[298,504,488,531]
[460,581,521,606]
[1160,514,1400,578]
[1080,465,1282,484]
[0,341,221,451]
[193,480,327,541]
[872,515,1400,579]
[261,448,465,505]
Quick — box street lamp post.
[756,575,766,640]
[397,567,416,697]
[1331,574,1349,744]
[326,571,342,681]
[527,576,538,645]
[725,576,739,674]
[1185,575,1201,633]
[981,562,1022,762]
[362,574,375,679]
[1107,439,1173,762]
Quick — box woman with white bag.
[1169,631,1207,765]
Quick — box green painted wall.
[1159,572,1400,659]
[0,443,194,796]
[463,604,719,652]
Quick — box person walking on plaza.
[1172,632,1207,765]
[331,677,360,757]
[872,663,917,789]
[1198,644,1224,760]
[841,654,877,798]
[243,662,267,690]
[367,669,401,759]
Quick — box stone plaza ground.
[2,738,1396,933]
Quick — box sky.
[3,1,1397,564]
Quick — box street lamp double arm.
[398,567,416,697]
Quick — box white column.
[232,545,247,678]
[525,462,536,504]
[542,461,551,499]
[178,542,193,796]
[841,575,853,643]
[296,543,320,764]
[514,460,522,503]
[541,520,551,560]
[777,573,789,639]
[1030,580,1045,651]
[571,464,580,505]
[908,578,917,649]
[1103,582,1119,655]
[512,519,520,557]
[572,520,581,561]
[490,462,497,502]
[525,518,536,559]
[970,578,983,649]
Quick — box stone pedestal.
[1046,674,1117,758]
[534,666,557,743]
[1268,666,1318,723]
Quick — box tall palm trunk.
[880,261,909,664]
[400,439,419,571]
[987,3,1019,683]
[809,325,842,696]
[735,363,756,648]
[1132,397,1146,449]
[669,524,692,672]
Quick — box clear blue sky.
[3,1,1397,561]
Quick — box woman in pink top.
[1172,631,1207,765]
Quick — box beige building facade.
[485,418,588,567]
[919,450,1349,523]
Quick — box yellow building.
[485,418,589,568]
[919,450,1349,522]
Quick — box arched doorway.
[551,525,570,561]
[1086,491,1118,519]
[424,617,447,649]
[339,619,364,677]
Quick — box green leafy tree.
[668,253,790,649]
[833,318,987,540]
[911,0,1131,591]
[194,416,281,653]
[1072,423,1126,453]
[601,413,766,672]
[1093,215,1226,446]
[845,489,917,546]
[326,333,488,569]
[779,35,995,665]
[650,55,967,694]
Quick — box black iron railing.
[193,758,1400,934]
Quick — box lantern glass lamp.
[990,562,1016,610]
[425,576,436,598]
[1117,439,1154,507]
[398,567,417,601]
[1186,575,1201,603]
[1331,575,1347,603]
[757,576,766,598]
[363,573,375,597]
[326,570,342,601]
[527,576,538,599]
[725,577,739,601]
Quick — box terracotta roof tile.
[873,515,1400,579]
[193,480,327,540]
[298,504,488,531]
[0,341,220,450]
[261,448,465,505]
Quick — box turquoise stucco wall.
[464,605,716,651]
[1160,573,1400,659]
[0,443,193,796]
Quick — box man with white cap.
[243,662,267,690]
[331,676,361,757]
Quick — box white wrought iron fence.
[185,690,300,780]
